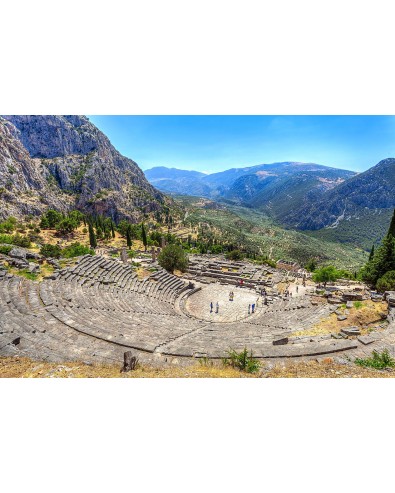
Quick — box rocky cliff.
[0,118,71,219]
[0,115,169,222]
[283,158,395,230]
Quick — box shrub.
[355,349,395,369]
[222,348,260,373]
[305,258,317,272]
[0,245,12,255]
[0,219,16,234]
[40,209,63,229]
[11,233,31,248]
[353,301,363,309]
[0,234,13,244]
[312,265,340,286]
[127,250,136,259]
[158,244,188,273]
[62,242,94,258]
[225,250,245,261]
[17,269,38,281]
[40,243,62,259]
[376,270,395,293]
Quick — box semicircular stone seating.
[1,255,395,364]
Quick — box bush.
[0,245,12,255]
[353,301,363,309]
[222,348,260,373]
[312,265,340,286]
[225,250,245,261]
[376,270,395,293]
[355,349,395,369]
[40,209,63,229]
[11,233,31,248]
[0,219,16,234]
[158,244,188,273]
[305,258,317,272]
[127,250,136,259]
[62,242,94,258]
[40,244,62,259]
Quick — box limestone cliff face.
[0,118,71,219]
[0,115,169,221]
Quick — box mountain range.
[145,159,395,249]
[0,115,169,222]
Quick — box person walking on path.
[210,302,213,313]
[251,303,255,313]
[248,303,251,314]
[216,301,219,314]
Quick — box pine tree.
[369,244,375,261]
[141,223,147,252]
[88,223,97,249]
[388,208,395,238]
[126,226,132,250]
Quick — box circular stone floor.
[185,283,261,322]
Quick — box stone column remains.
[121,247,128,264]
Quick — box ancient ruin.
[1,254,394,366]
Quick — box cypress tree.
[369,244,375,261]
[126,226,132,250]
[387,208,395,238]
[141,223,147,252]
[111,222,115,239]
[88,223,97,249]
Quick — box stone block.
[272,335,289,346]
[341,327,361,336]
[357,334,380,345]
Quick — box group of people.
[210,301,220,313]
[248,303,256,314]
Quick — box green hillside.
[176,196,368,270]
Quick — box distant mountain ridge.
[283,158,395,230]
[145,159,395,249]
[145,161,355,198]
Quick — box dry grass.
[1,356,394,378]
[264,360,395,378]
[0,357,249,378]
[292,300,388,337]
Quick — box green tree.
[225,249,244,261]
[312,265,340,287]
[368,244,375,261]
[158,244,188,273]
[40,209,62,229]
[376,270,395,292]
[88,223,97,249]
[111,221,115,239]
[40,243,62,258]
[305,258,317,272]
[117,220,130,237]
[387,208,395,237]
[141,223,147,252]
[126,226,132,250]
[56,217,78,234]
[62,242,94,258]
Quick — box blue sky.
[88,116,395,173]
